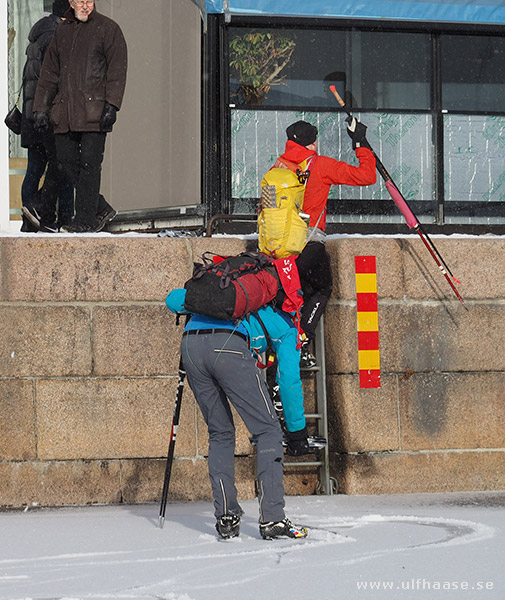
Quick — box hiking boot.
[286,437,310,456]
[216,514,241,539]
[300,340,317,369]
[282,433,327,453]
[39,223,59,233]
[285,426,310,457]
[60,222,96,233]
[22,205,42,229]
[260,518,308,540]
[20,216,39,233]
[95,207,117,232]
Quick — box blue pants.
[181,330,286,522]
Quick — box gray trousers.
[181,330,286,523]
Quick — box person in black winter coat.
[20,0,73,233]
[33,0,128,233]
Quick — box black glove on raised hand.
[33,111,50,132]
[346,116,371,150]
[100,102,117,131]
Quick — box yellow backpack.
[258,156,315,259]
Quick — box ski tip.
[158,515,165,529]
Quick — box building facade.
[206,0,505,234]
[2,0,505,233]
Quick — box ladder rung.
[304,413,322,419]
[284,461,323,467]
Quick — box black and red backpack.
[183,251,303,324]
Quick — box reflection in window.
[228,24,505,226]
[444,114,505,224]
[358,31,431,110]
[229,27,431,111]
[442,35,505,112]
[230,109,436,224]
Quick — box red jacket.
[275,141,377,230]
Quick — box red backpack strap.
[273,256,303,312]
[276,154,317,184]
[277,157,300,173]
[273,256,304,348]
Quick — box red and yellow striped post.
[354,256,380,388]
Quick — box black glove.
[285,426,310,457]
[346,116,371,150]
[33,111,50,132]
[100,102,117,130]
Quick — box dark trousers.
[39,130,74,228]
[21,143,46,207]
[55,132,112,227]
[296,241,333,339]
[21,137,74,228]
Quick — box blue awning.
[206,0,505,25]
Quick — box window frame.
[212,14,505,235]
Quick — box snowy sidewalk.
[1,491,504,600]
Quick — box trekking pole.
[158,354,186,528]
[329,85,465,306]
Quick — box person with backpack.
[165,287,309,541]
[264,119,377,366]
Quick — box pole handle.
[329,85,346,109]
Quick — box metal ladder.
[284,315,335,495]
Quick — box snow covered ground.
[1,491,504,600]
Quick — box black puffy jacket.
[20,14,61,148]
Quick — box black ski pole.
[329,86,465,305]
[159,354,186,528]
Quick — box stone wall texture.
[1,234,504,507]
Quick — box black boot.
[285,426,310,456]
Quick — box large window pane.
[444,114,505,224]
[229,28,346,108]
[229,28,431,110]
[441,35,505,112]
[357,31,431,110]
[7,0,202,231]
[230,109,435,224]
[227,23,505,229]
[7,0,45,226]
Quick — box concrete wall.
[1,235,504,507]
